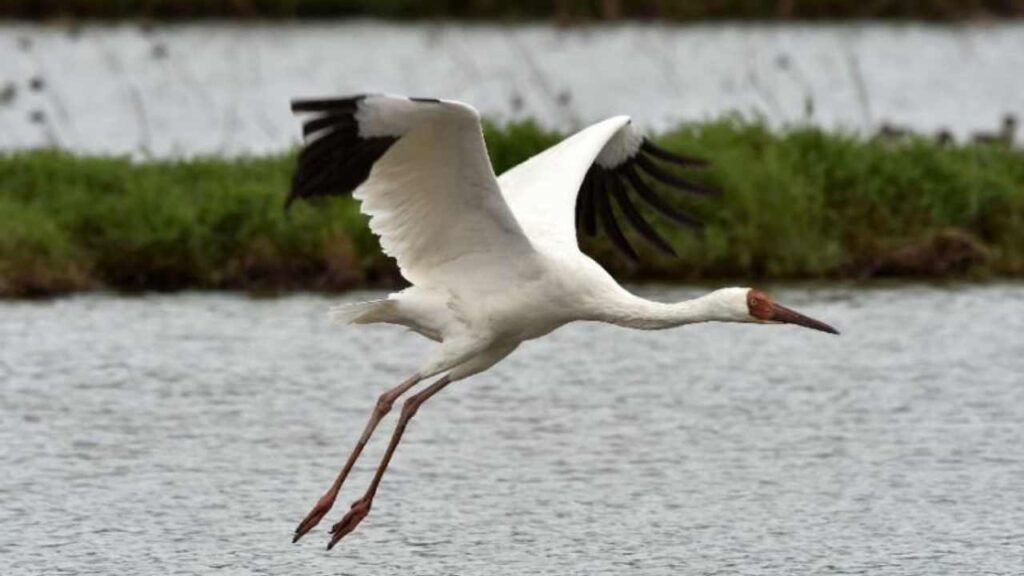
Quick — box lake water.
[1,22,1022,157]
[2,284,1023,574]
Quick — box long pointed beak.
[771,303,840,335]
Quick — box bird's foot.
[292,493,336,543]
[326,497,372,550]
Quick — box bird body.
[333,252,604,371]
[323,104,740,369]
[286,94,838,548]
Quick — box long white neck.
[595,288,745,331]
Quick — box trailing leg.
[292,374,421,543]
[326,374,453,549]
[323,340,520,549]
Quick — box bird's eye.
[749,298,758,307]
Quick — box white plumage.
[499,115,632,250]
[351,96,533,287]
[287,94,838,548]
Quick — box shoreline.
[2,119,1022,298]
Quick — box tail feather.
[328,299,393,325]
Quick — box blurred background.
[2,3,1023,575]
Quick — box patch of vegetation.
[3,0,1022,21]
[2,118,1022,297]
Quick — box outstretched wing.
[498,117,718,260]
[289,94,535,286]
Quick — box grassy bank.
[4,0,1023,21]
[2,119,1023,297]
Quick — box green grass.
[2,118,1023,297]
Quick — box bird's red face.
[746,289,839,334]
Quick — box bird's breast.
[488,280,585,342]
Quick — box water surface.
[2,284,1023,574]
[1,23,1022,156]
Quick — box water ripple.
[1,285,1023,574]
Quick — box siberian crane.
[286,94,838,549]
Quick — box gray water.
[1,284,1023,575]
[2,22,1022,157]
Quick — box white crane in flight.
[286,94,838,549]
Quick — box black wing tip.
[291,136,398,204]
[620,164,702,229]
[606,176,678,258]
[635,150,721,198]
[292,94,441,113]
[640,138,710,168]
[291,95,366,114]
[579,164,714,262]
[288,93,399,206]
[593,174,638,261]
[301,114,357,139]
[578,135,720,262]
[578,169,598,237]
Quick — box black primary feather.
[593,171,638,261]
[290,138,395,205]
[578,169,598,236]
[295,126,359,171]
[634,152,720,197]
[640,139,708,167]
[287,96,398,208]
[620,164,702,229]
[572,137,718,261]
[302,114,356,139]
[291,96,363,113]
[606,175,677,257]
[291,131,360,194]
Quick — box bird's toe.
[293,494,336,543]
[326,498,371,550]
